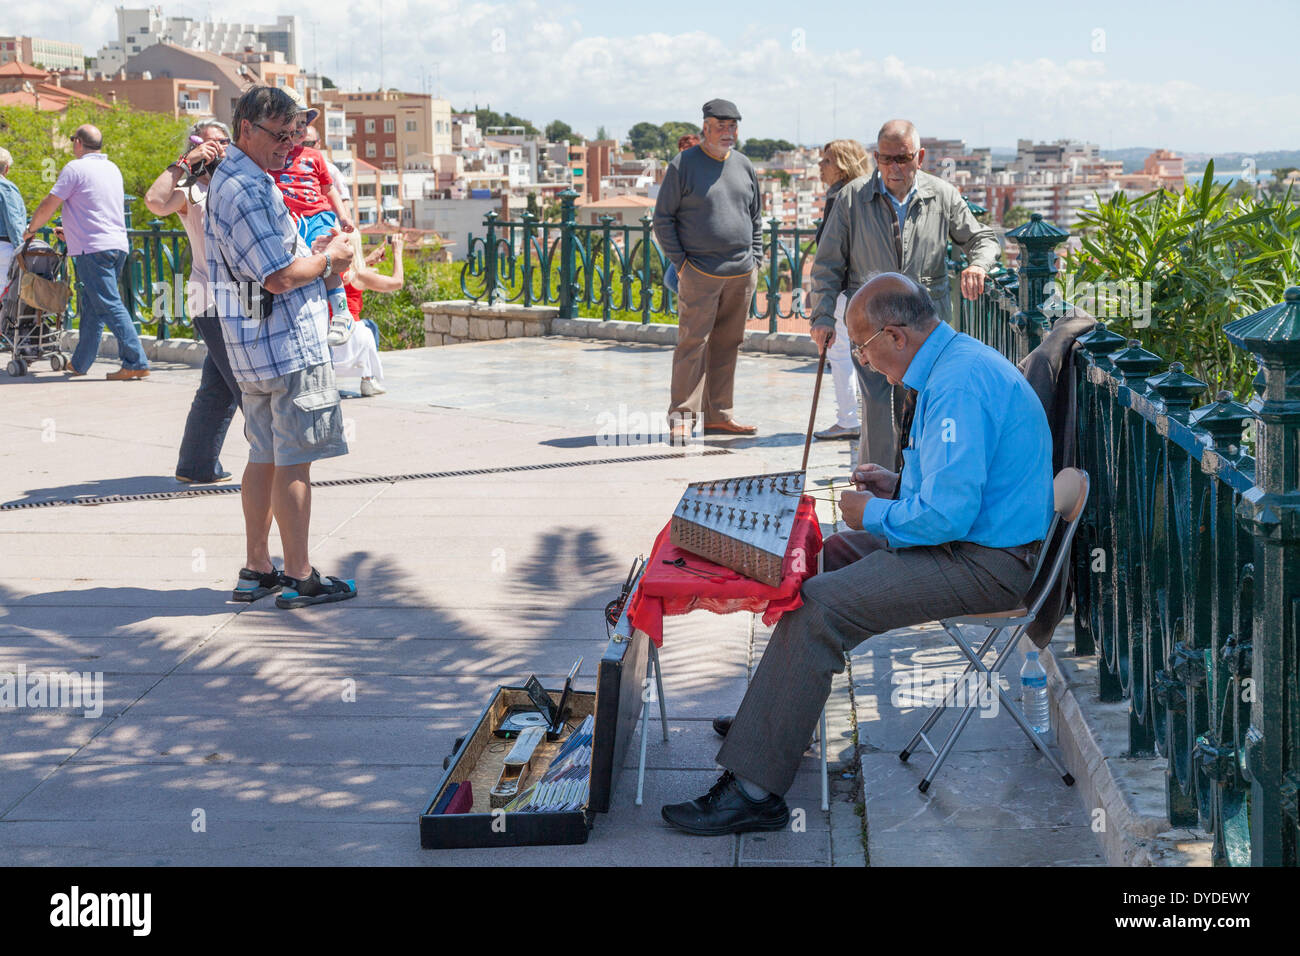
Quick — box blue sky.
[8,0,1296,152]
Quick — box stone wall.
[422,300,558,347]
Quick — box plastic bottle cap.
[1026,651,1038,658]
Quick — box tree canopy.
[627,120,700,159]
[0,100,190,230]
[545,119,582,143]
[739,138,796,161]
[459,105,540,137]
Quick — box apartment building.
[0,36,85,71]
[66,73,221,120]
[322,89,452,169]
[94,8,300,77]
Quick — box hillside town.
[0,7,1234,257]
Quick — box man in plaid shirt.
[205,86,359,609]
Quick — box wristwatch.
[321,253,334,280]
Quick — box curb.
[60,331,208,368]
[548,317,819,358]
[1041,629,1212,866]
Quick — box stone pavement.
[0,334,1102,866]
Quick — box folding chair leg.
[991,684,1074,786]
[900,627,1004,762]
[918,696,983,793]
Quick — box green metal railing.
[459,188,820,331]
[957,213,1298,867]
[35,195,196,341]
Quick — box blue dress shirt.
[859,321,1054,549]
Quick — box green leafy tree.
[460,105,539,137]
[739,138,795,161]
[595,125,608,142]
[0,100,189,230]
[661,121,698,151]
[1002,204,1032,229]
[320,75,337,89]
[545,119,581,143]
[627,122,665,157]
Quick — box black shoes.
[661,771,789,836]
[177,471,233,484]
[712,715,734,737]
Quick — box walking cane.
[800,347,828,473]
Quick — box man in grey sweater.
[653,98,763,443]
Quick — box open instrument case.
[420,563,649,849]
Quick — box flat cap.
[702,98,741,121]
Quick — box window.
[365,119,375,133]
[365,142,376,158]
[345,120,355,135]
[406,120,417,132]
[405,144,415,156]
[384,118,395,133]
[384,143,395,157]
[276,76,286,87]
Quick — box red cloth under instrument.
[626,494,823,647]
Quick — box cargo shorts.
[239,361,349,466]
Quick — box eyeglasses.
[253,121,305,145]
[876,152,916,167]
[849,325,896,364]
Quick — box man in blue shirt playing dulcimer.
[662,272,1054,835]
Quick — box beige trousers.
[669,263,757,425]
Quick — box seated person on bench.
[661,272,1054,835]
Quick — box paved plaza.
[0,335,1102,865]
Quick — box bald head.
[72,125,103,151]
[877,119,919,152]
[847,273,937,335]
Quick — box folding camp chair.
[899,467,1090,793]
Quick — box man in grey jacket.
[653,98,763,443]
[809,119,998,467]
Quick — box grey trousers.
[716,530,1039,796]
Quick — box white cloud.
[7,1,1293,151]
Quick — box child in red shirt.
[275,139,356,346]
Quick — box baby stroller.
[1,238,72,376]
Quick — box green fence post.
[148,220,168,340]
[766,217,780,334]
[1225,287,1300,867]
[1006,213,1067,360]
[640,214,653,325]
[599,215,613,322]
[558,188,578,319]
[520,212,535,308]
[482,210,499,306]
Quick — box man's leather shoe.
[712,715,733,737]
[814,423,858,441]
[703,420,758,435]
[106,367,149,380]
[661,771,789,835]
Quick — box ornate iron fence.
[459,188,820,331]
[36,195,195,341]
[957,213,1298,867]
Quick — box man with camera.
[204,85,358,609]
[145,119,239,484]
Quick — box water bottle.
[1020,651,1050,734]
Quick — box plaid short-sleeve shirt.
[204,144,329,383]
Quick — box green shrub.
[1064,163,1299,400]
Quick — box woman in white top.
[330,230,406,396]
